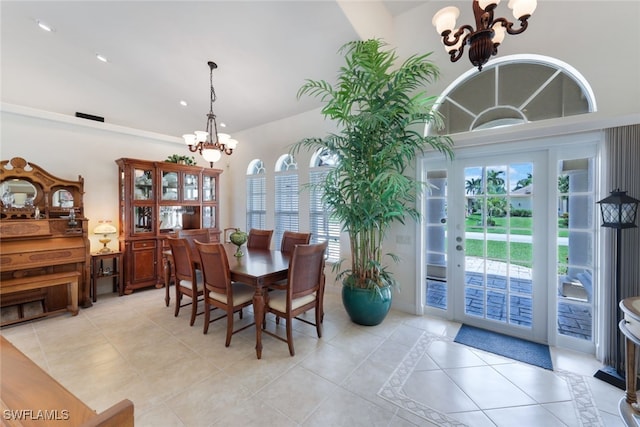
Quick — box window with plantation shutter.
[309,149,340,261]
[246,159,266,231]
[274,154,298,249]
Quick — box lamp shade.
[508,0,537,19]
[432,6,459,34]
[94,222,117,235]
[597,190,639,229]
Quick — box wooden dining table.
[163,243,290,359]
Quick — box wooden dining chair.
[177,228,210,260]
[194,241,255,346]
[280,231,312,253]
[263,241,328,356]
[247,228,273,250]
[166,237,205,326]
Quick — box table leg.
[625,335,638,406]
[253,284,265,359]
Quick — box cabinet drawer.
[132,240,156,250]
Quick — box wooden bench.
[1,336,134,426]
[1,272,80,326]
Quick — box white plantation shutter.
[309,150,340,262]
[275,173,299,249]
[246,160,266,231]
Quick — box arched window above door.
[429,55,596,135]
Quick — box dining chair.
[223,227,237,243]
[280,231,312,253]
[177,228,210,260]
[263,240,328,356]
[194,241,255,346]
[247,228,273,250]
[166,237,205,326]
[270,231,313,292]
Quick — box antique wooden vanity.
[0,157,91,326]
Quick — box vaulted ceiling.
[1,1,428,139]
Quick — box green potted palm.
[292,39,453,326]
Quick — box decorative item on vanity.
[94,220,117,253]
[229,228,248,257]
[594,189,640,390]
[292,39,453,326]
[182,61,238,167]
[432,0,537,71]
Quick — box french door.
[424,151,549,342]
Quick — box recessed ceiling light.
[36,20,53,32]
[219,122,226,128]
[96,54,108,63]
[180,100,188,107]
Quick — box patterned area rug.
[454,324,553,370]
[377,332,604,427]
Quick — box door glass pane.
[133,206,153,234]
[557,158,594,341]
[161,171,178,201]
[134,168,153,200]
[203,175,215,201]
[183,173,198,201]
[464,163,534,328]
[425,170,448,310]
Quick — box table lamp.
[94,220,117,253]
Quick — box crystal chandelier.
[183,61,238,166]
[432,0,537,71]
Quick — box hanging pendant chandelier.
[432,0,537,71]
[183,61,238,167]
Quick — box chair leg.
[315,308,322,338]
[189,294,197,326]
[174,289,181,317]
[286,318,295,356]
[225,309,234,347]
[239,308,243,319]
[203,300,211,334]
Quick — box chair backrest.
[194,241,231,295]
[280,231,312,254]
[247,228,273,250]
[167,237,195,282]
[287,241,328,301]
[177,228,210,260]
[223,227,237,243]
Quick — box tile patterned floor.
[0,285,626,426]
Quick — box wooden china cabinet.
[116,158,221,294]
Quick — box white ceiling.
[1,1,429,140]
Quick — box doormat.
[454,324,553,370]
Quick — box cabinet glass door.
[161,171,179,201]
[133,206,154,234]
[203,175,216,201]
[183,173,199,201]
[134,168,154,200]
[203,206,215,228]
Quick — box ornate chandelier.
[183,61,238,166]
[432,0,537,71]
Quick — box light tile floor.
[0,285,627,427]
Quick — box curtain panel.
[603,124,640,371]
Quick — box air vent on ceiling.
[75,112,104,122]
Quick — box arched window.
[429,55,596,135]
[246,159,266,231]
[309,148,340,261]
[274,154,299,249]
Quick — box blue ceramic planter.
[342,285,392,326]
